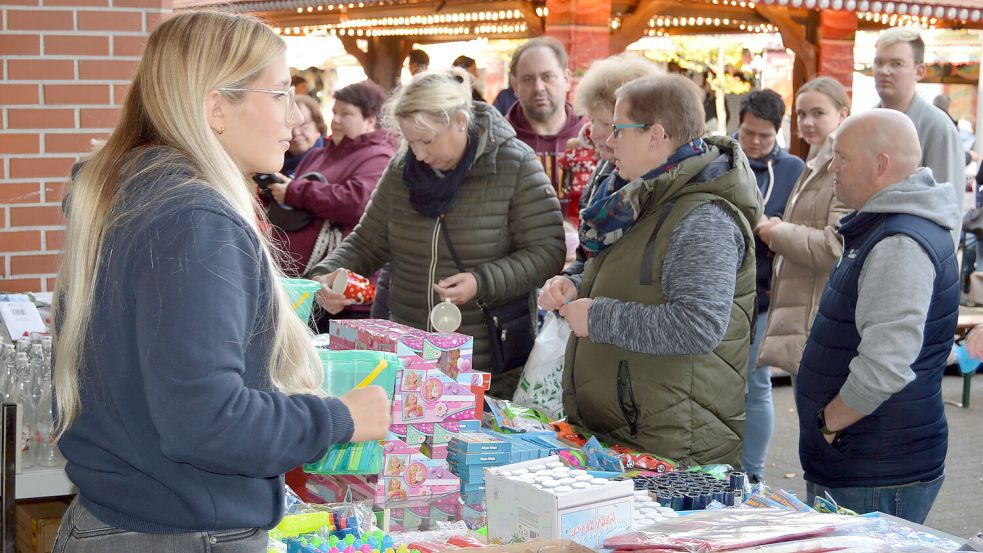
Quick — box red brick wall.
[0,0,172,293]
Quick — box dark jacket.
[796,198,958,488]
[745,141,804,312]
[281,135,323,176]
[506,102,583,194]
[310,103,566,372]
[60,148,354,533]
[276,129,396,276]
[492,86,517,116]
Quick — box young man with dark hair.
[736,88,804,485]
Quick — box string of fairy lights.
[269,0,980,38]
[276,6,537,36]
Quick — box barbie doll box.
[378,438,460,504]
[391,356,479,426]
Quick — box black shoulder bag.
[256,172,324,232]
[439,219,536,373]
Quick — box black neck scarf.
[403,126,480,218]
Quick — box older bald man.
[795,109,960,523]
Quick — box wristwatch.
[816,407,838,436]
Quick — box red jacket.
[277,128,396,276]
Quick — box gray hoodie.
[840,167,961,415]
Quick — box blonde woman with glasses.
[51,11,390,552]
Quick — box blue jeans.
[53,498,268,553]
[806,473,945,524]
[742,311,772,480]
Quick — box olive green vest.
[562,138,759,467]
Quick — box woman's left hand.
[269,173,290,204]
[754,216,782,247]
[559,298,593,337]
[433,272,478,305]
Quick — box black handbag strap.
[297,171,327,182]
[438,216,490,311]
[439,216,466,273]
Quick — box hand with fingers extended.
[539,275,578,312]
[312,270,352,314]
[432,272,478,305]
[338,385,392,442]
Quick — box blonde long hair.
[52,11,324,436]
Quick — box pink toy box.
[392,358,478,426]
[377,439,461,504]
[328,319,474,375]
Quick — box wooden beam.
[513,1,545,36]
[338,35,367,68]
[755,4,817,81]
[611,0,674,52]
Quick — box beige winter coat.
[757,138,851,373]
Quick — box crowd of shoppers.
[52,14,973,550]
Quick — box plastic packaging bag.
[603,508,869,552]
[512,312,571,419]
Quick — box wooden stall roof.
[177,0,983,40]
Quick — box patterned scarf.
[579,139,707,257]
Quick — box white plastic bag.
[512,312,571,419]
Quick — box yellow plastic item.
[268,511,332,539]
[355,360,388,389]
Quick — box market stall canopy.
[175,0,983,42]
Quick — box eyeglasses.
[218,86,298,122]
[611,122,652,139]
[590,120,615,133]
[872,59,912,73]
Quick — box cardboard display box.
[16,497,71,553]
[485,456,633,549]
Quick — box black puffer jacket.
[310,102,566,371]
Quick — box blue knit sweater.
[59,149,354,533]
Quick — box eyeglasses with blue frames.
[218,86,298,122]
[611,122,653,139]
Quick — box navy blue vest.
[795,211,958,488]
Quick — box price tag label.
[0,301,46,341]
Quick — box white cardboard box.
[485,455,633,549]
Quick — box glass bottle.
[41,335,52,367]
[35,365,61,467]
[0,343,14,400]
[12,352,36,469]
[29,343,44,407]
